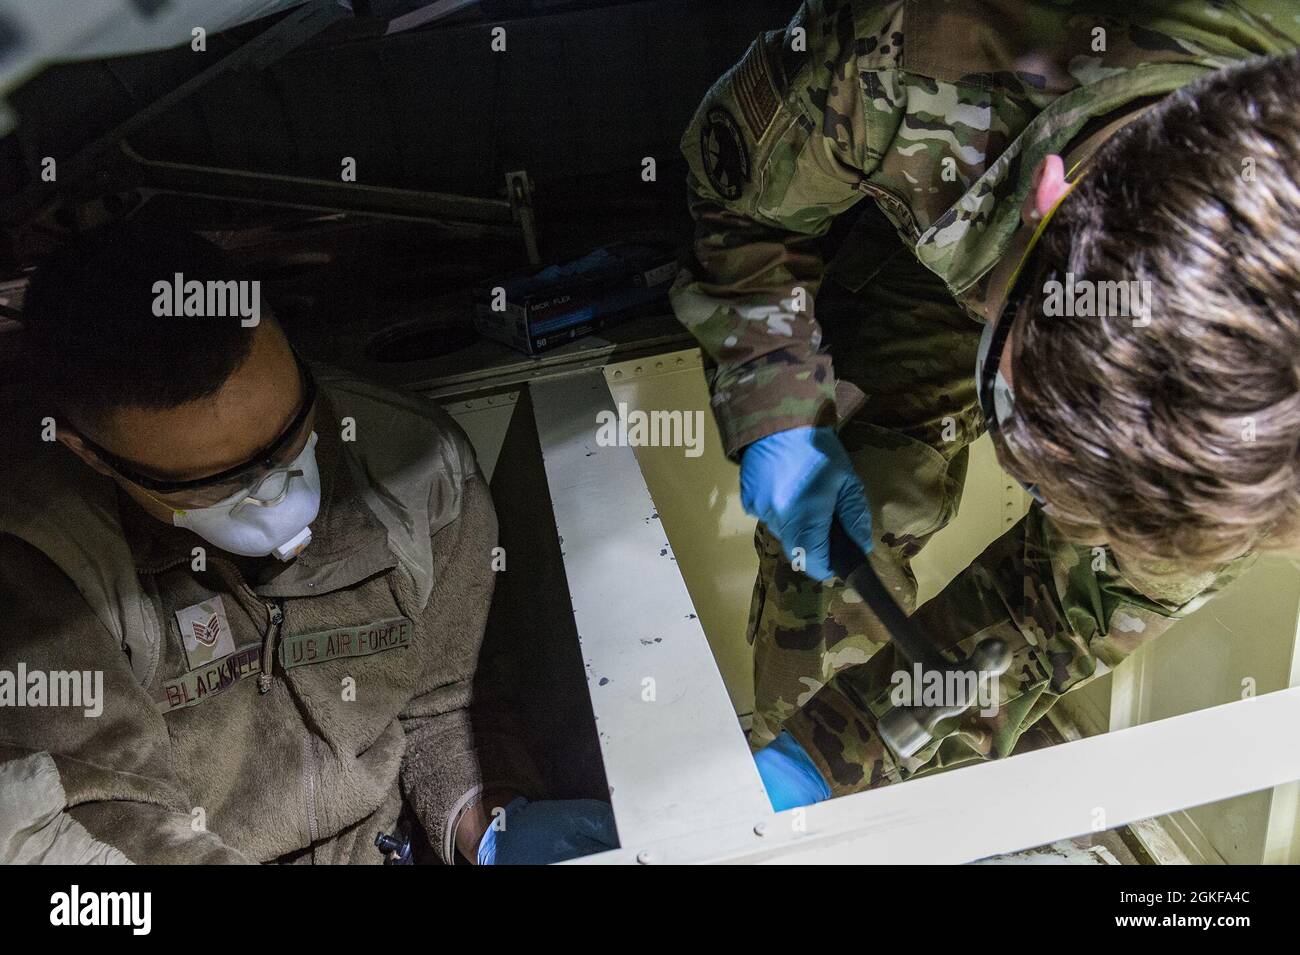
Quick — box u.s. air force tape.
[278,617,413,670]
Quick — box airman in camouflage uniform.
[670,0,1295,794]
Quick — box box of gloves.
[474,242,679,355]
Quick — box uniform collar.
[914,64,1210,302]
[970,98,1163,326]
[121,387,397,596]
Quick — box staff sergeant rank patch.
[700,106,750,201]
[175,595,235,669]
[279,617,413,670]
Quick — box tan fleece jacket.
[0,383,534,864]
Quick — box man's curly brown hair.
[998,50,1300,573]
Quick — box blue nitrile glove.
[740,426,873,581]
[476,797,618,865]
[754,730,832,811]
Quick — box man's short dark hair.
[20,224,259,425]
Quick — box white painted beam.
[576,686,1300,864]
[530,370,771,853]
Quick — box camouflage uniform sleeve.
[669,0,906,457]
[788,507,1250,795]
[913,506,1251,701]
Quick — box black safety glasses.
[78,353,318,507]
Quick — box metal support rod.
[117,143,518,226]
[1,0,349,226]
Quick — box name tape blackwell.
[157,617,412,712]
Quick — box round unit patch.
[700,106,750,201]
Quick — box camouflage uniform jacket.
[670,0,1297,789]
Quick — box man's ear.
[57,427,117,478]
[1021,154,1068,224]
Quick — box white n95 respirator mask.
[173,432,321,561]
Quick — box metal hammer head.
[878,636,1015,759]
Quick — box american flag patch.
[734,39,780,141]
